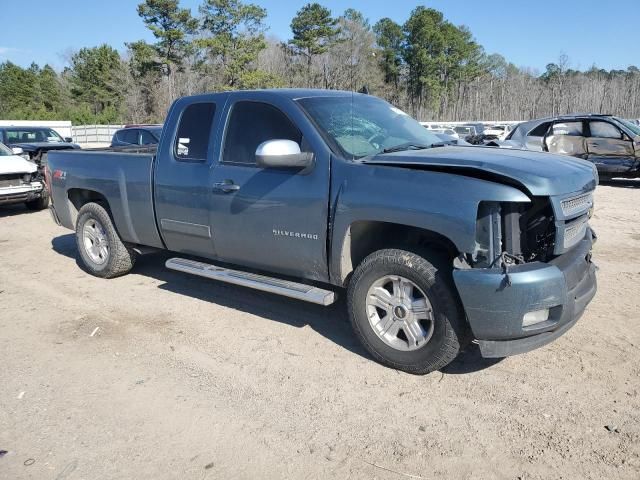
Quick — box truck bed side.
[48,150,164,249]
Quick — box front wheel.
[75,202,136,278]
[25,192,49,210]
[347,249,468,374]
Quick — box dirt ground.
[1,180,639,480]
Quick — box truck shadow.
[0,204,41,218]
[51,233,502,375]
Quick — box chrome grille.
[563,215,589,250]
[560,192,593,217]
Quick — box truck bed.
[48,149,164,249]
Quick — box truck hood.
[361,146,597,196]
[0,155,37,175]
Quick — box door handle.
[213,180,240,193]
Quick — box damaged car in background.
[0,126,80,174]
[496,114,640,179]
[0,142,49,210]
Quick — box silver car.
[503,114,640,179]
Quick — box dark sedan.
[111,125,163,148]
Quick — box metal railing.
[71,125,123,145]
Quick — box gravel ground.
[0,180,639,479]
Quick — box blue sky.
[0,0,637,74]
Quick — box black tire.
[347,249,468,374]
[598,173,613,182]
[75,202,136,278]
[25,192,49,210]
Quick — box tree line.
[1,0,639,125]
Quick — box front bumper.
[0,182,44,205]
[453,229,597,357]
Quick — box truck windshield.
[297,95,442,159]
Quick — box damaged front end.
[453,190,597,358]
[0,171,46,206]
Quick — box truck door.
[154,101,220,257]
[208,97,330,282]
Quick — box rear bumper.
[453,229,597,358]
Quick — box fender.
[329,159,530,284]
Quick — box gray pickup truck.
[47,89,598,374]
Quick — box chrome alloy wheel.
[82,218,109,265]
[366,275,435,351]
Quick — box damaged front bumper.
[0,182,44,205]
[453,229,597,358]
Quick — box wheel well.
[67,188,110,224]
[339,221,459,286]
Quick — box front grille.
[561,192,593,217]
[0,174,28,189]
[563,215,589,250]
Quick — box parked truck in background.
[47,89,598,374]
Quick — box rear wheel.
[75,202,136,278]
[347,249,468,374]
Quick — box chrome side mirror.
[11,147,24,155]
[255,139,313,169]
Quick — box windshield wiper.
[382,142,444,154]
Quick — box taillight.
[45,166,52,195]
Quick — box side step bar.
[165,258,336,306]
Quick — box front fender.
[329,161,530,284]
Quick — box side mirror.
[64,137,73,143]
[11,147,24,155]
[255,139,313,169]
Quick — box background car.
[0,142,49,210]
[503,114,640,178]
[0,126,80,173]
[111,125,163,147]
[484,124,517,140]
[430,127,459,138]
[434,132,471,146]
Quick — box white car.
[0,143,49,210]
[484,124,516,140]
[431,128,459,139]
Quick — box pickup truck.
[47,89,598,374]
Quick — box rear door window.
[528,122,552,137]
[589,121,623,139]
[140,130,157,145]
[222,101,302,165]
[119,129,139,144]
[551,122,583,136]
[175,103,217,161]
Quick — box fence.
[71,125,123,145]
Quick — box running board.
[165,258,336,306]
